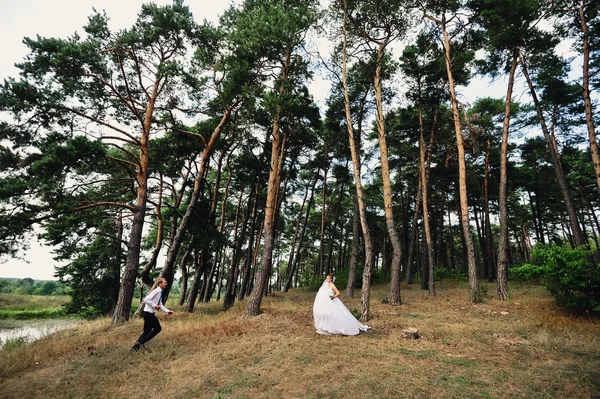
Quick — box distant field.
[0,294,69,319]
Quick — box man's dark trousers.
[137,311,162,345]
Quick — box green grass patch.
[438,356,478,367]
[0,294,69,319]
[397,348,437,359]
[0,308,67,319]
[0,294,69,311]
[294,354,313,364]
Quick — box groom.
[131,277,174,351]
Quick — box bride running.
[313,274,370,335]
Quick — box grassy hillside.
[0,281,598,398]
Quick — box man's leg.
[138,312,161,345]
[132,312,159,351]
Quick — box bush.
[434,268,468,281]
[512,244,600,312]
[509,263,545,282]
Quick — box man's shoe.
[130,342,141,352]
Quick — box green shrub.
[434,268,468,281]
[512,244,600,312]
[76,306,105,320]
[510,263,545,282]
[298,265,385,292]
[0,309,66,319]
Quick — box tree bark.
[224,186,253,308]
[109,214,123,314]
[345,195,360,298]
[578,3,600,193]
[112,78,160,323]
[418,104,435,297]
[405,177,422,284]
[497,47,518,300]
[178,249,191,306]
[341,0,374,322]
[520,54,586,247]
[284,172,318,292]
[430,13,482,302]
[245,54,290,316]
[371,43,403,306]
[239,186,260,300]
[161,103,239,310]
[185,249,208,312]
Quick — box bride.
[313,274,370,335]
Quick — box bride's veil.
[318,276,335,294]
[319,278,328,291]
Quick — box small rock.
[500,311,509,316]
[401,328,420,339]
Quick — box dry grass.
[0,281,599,399]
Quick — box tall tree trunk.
[204,147,236,303]
[247,223,264,297]
[345,195,360,298]
[109,214,123,314]
[245,54,290,316]
[482,140,496,282]
[405,177,423,284]
[185,249,205,312]
[224,188,248,308]
[584,203,600,262]
[578,3,600,193]
[112,79,160,323]
[528,190,543,244]
[418,105,435,297]
[429,14,482,302]
[372,43,403,306]
[342,0,374,322]
[178,249,191,306]
[161,103,240,309]
[591,206,600,248]
[316,159,330,276]
[139,177,165,289]
[283,178,311,288]
[326,192,344,274]
[239,187,260,300]
[497,47,518,301]
[284,173,318,292]
[520,54,586,247]
[215,249,225,301]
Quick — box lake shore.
[0,294,78,348]
[0,318,82,349]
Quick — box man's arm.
[143,288,161,309]
[159,303,172,314]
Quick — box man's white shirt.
[143,287,171,314]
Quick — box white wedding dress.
[313,279,370,336]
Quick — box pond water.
[0,318,82,348]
